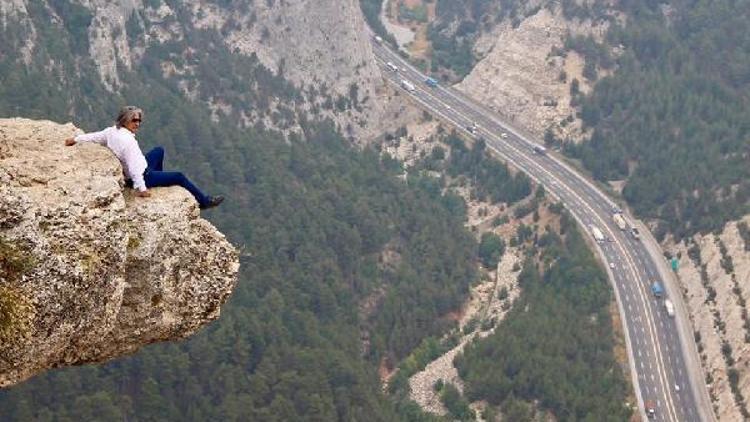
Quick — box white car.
[609,262,616,269]
[386,62,398,72]
[501,132,508,139]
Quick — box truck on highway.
[651,281,664,298]
[613,213,627,231]
[664,299,675,317]
[645,400,656,418]
[400,79,416,92]
[424,77,438,87]
[590,225,605,243]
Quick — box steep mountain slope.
[0,0,387,140]
[0,1,485,420]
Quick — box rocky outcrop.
[0,118,239,388]
[456,6,614,142]
[669,216,750,420]
[409,249,522,416]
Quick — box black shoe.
[201,195,224,210]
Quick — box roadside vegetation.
[563,0,750,240]
[456,212,632,421]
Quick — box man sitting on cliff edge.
[65,106,224,210]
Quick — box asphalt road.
[370,39,714,421]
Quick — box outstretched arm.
[64,128,109,146]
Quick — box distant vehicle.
[613,213,627,231]
[425,77,438,87]
[374,35,384,44]
[645,400,656,418]
[631,227,641,240]
[674,384,681,392]
[590,225,605,243]
[651,281,664,298]
[532,145,547,155]
[400,79,416,92]
[609,262,616,270]
[466,122,478,134]
[386,61,398,71]
[666,301,676,316]
[612,205,622,214]
[500,132,509,139]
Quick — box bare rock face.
[456,6,614,142]
[0,118,239,388]
[669,215,750,420]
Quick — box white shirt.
[75,126,148,191]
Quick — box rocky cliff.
[0,118,239,388]
[455,6,614,142]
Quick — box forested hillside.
[0,2,479,420]
[456,212,631,421]
[565,0,750,240]
[0,0,662,419]
[0,116,478,420]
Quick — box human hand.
[135,190,151,198]
[64,138,76,146]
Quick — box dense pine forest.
[0,4,476,419]
[456,214,632,421]
[2,2,629,420]
[567,0,750,240]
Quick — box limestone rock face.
[0,118,239,388]
[456,6,615,142]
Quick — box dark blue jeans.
[142,147,210,208]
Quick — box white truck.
[590,225,605,243]
[400,79,416,92]
[613,213,627,231]
[664,299,675,317]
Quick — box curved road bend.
[369,39,714,422]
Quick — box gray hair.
[115,106,143,128]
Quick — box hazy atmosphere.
[0,0,748,421]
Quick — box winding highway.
[369,38,714,421]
